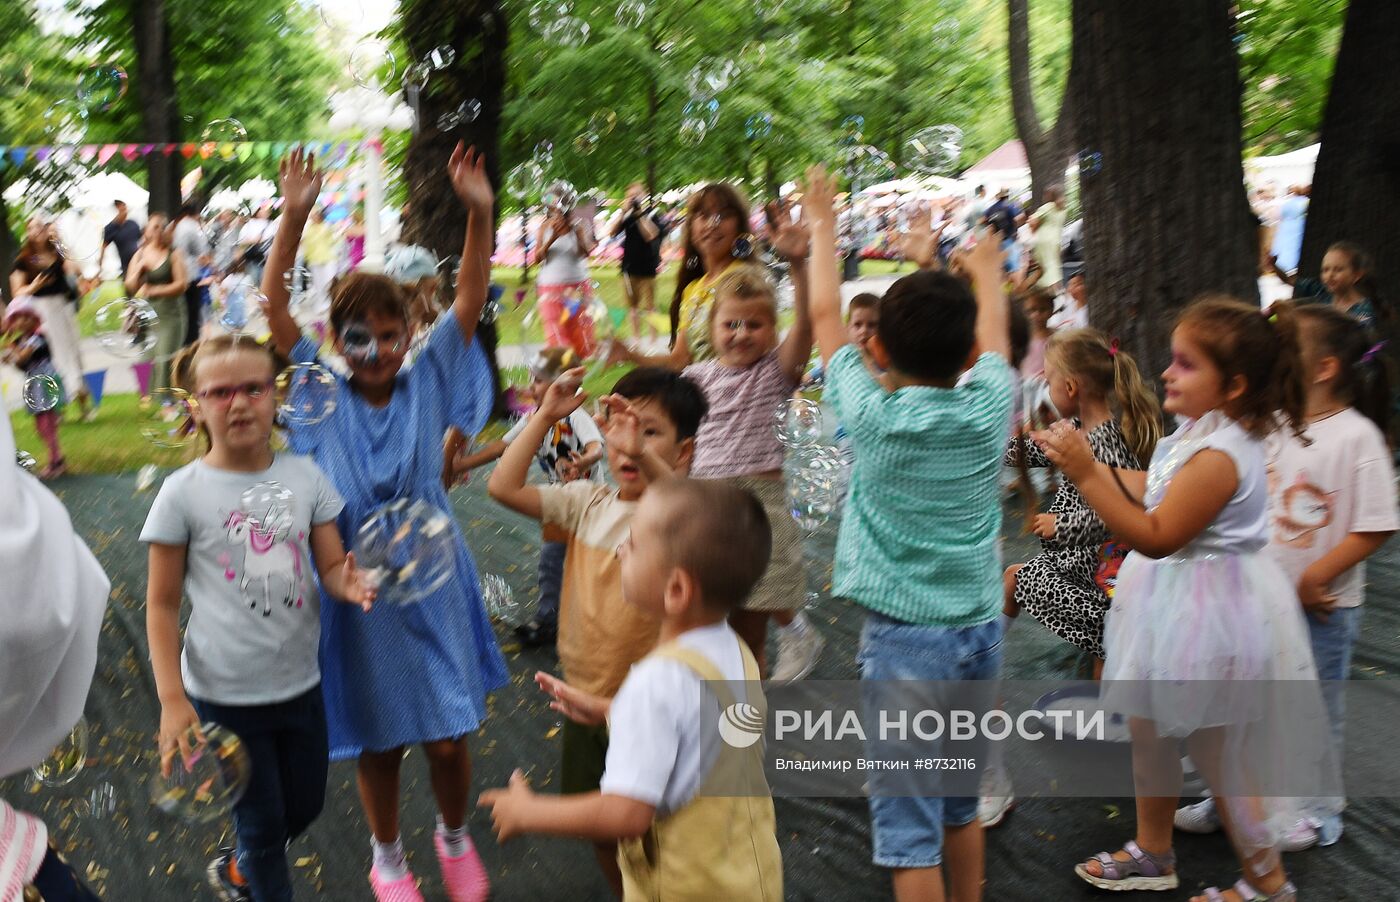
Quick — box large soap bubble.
[353,499,457,605]
[150,723,251,823]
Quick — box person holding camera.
[609,182,668,341]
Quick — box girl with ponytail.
[1001,328,1160,662]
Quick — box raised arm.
[768,201,814,381]
[802,165,847,368]
[488,367,588,519]
[965,231,1010,361]
[261,149,324,355]
[446,142,496,344]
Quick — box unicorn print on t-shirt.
[222,509,307,617]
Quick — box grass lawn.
[21,258,883,474]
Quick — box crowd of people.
[2,136,1396,902]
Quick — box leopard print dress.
[1006,420,1141,658]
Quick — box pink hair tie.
[1108,338,1120,357]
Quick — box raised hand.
[966,226,1007,281]
[765,200,810,261]
[596,394,643,458]
[278,148,323,217]
[898,205,946,270]
[537,366,588,421]
[802,165,839,229]
[448,142,495,212]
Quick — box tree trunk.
[1007,0,1072,206]
[1297,0,1400,309]
[401,0,508,416]
[130,0,183,215]
[1071,0,1259,383]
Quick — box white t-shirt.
[503,407,604,483]
[140,455,344,704]
[1048,300,1088,332]
[1265,408,1399,608]
[599,622,751,817]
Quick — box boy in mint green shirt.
[804,167,1014,901]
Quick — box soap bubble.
[528,1,569,31]
[542,15,590,46]
[481,573,523,624]
[150,723,251,823]
[841,114,865,144]
[239,481,296,538]
[1078,149,1103,178]
[788,475,834,533]
[774,398,822,448]
[349,42,397,88]
[793,443,851,509]
[427,45,456,70]
[31,716,88,787]
[904,124,963,176]
[139,389,200,449]
[284,264,311,301]
[745,113,773,140]
[679,116,708,147]
[847,144,896,187]
[201,118,248,144]
[23,375,62,413]
[542,180,577,211]
[479,298,502,325]
[533,140,554,171]
[136,463,161,492]
[42,100,88,141]
[438,98,482,131]
[17,450,37,472]
[681,97,720,138]
[276,362,338,427]
[218,284,263,333]
[689,59,737,94]
[80,782,118,820]
[615,0,647,28]
[77,64,127,113]
[353,499,457,605]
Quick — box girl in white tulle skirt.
[1037,298,1339,902]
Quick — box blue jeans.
[30,846,103,900]
[857,613,1003,869]
[1309,606,1361,764]
[536,540,566,623]
[192,686,329,902]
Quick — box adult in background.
[610,182,667,340]
[1030,186,1066,291]
[534,184,598,359]
[173,203,212,344]
[301,206,338,308]
[344,207,367,272]
[1270,184,1309,275]
[9,217,93,420]
[208,209,242,277]
[100,199,142,280]
[124,214,189,394]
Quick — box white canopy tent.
[1244,143,1318,190]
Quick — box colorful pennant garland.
[0,140,362,171]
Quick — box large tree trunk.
[1007,0,1072,206]
[1071,0,1259,383]
[130,0,182,215]
[401,0,508,416]
[1297,0,1400,309]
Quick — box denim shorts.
[857,612,1003,869]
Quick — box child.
[2,299,66,478]
[1049,267,1088,331]
[1175,304,1397,849]
[479,477,782,902]
[1002,328,1159,661]
[259,146,506,902]
[1038,298,1340,902]
[681,249,825,682]
[486,365,706,895]
[1019,289,1055,381]
[807,164,1015,902]
[804,292,881,389]
[141,334,376,902]
[450,347,605,647]
[1,412,109,900]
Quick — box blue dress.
[290,316,508,759]
[1270,194,1308,274]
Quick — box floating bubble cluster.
[774,398,822,449]
[353,499,457,605]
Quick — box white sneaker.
[1281,818,1320,853]
[1174,797,1221,834]
[770,616,825,683]
[977,766,1015,828]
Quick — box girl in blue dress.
[260,146,505,902]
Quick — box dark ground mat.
[4,471,1397,900]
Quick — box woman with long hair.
[610,181,755,370]
[8,217,94,419]
[124,213,190,394]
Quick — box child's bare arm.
[965,233,1010,361]
[480,771,654,842]
[262,150,323,356]
[146,542,202,774]
[802,166,847,368]
[447,143,495,345]
[488,368,588,518]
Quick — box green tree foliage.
[1235,0,1346,155]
